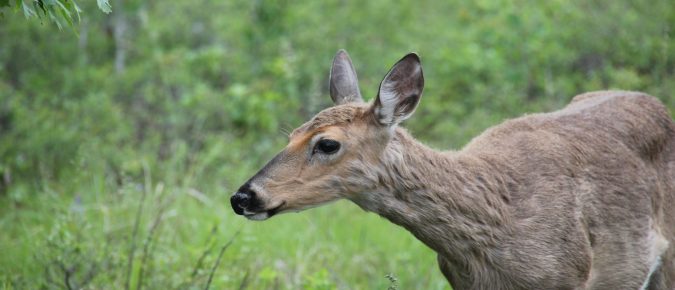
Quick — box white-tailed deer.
[231,50,675,289]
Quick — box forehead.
[291,103,368,137]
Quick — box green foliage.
[0,0,110,30]
[96,0,110,13]
[0,0,674,289]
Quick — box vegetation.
[0,0,111,30]
[1,0,673,289]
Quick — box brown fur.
[233,52,675,289]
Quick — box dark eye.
[314,139,341,154]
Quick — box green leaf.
[31,0,43,17]
[96,0,110,13]
[63,0,82,23]
[35,0,46,15]
[0,0,10,8]
[55,0,74,28]
[20,1,35,18]
[47,7,63,30]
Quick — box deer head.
[231,50,424,220]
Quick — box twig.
[204,229,241,290]
[57,261,74,290]
[124,169,150,290]
[190,225,218,279]
[135,192,172,290]
[237,270,250,290]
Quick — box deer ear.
[329,49,364,105]
[372,53,424,126]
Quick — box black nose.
[231,183,256,215]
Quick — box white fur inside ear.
[377,81,399,126]
[375,54,423,126]
[639,228,669,290]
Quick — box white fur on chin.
[245,212,269,221]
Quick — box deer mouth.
[243,201,286,221]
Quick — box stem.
[124,162,151,290]
[135,193,171,290]
[204,229,241,290]
[190,225,218,279]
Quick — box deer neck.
[351,129,512,266]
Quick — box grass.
[3,96,669,289]
[0,171,450,289]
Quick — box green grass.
[1,0,674,288]
[0,175,449,289]
[1,97,671,289]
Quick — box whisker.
[279,124,293,138]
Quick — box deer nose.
[231,183,256,215]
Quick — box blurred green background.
[1,0,674,289]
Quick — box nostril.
[231,183,257,213]
[231,191,252,215]
[238,193,250,208]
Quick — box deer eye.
[314,139,341,154]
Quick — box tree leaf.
[46,7,63,29]
[62,0,82,23]
[96,0,110,13]
[55,0,74,28]
[20,1,35,18]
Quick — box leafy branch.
[0,0,111,30]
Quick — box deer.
[230,50,675,289]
